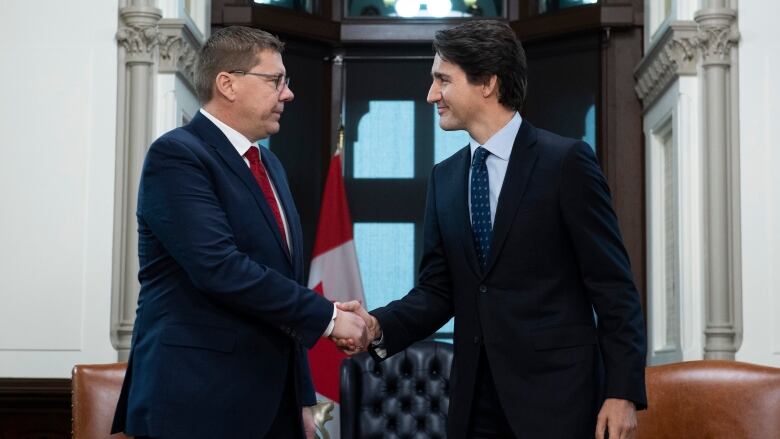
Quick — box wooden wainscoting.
[0,378,71,439]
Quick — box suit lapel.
[446,147,482,277]
[483,121,539,276]
[189,113,292,265]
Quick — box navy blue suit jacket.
[111,112,333,438]
[371,121,647,439]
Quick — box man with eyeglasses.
[111,26,369,439]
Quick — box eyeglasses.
[229,70,290,91]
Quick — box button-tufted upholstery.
[340,341,453,439]
[636,360,780,439]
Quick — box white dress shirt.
[199,108,292,252]
[468,112,523,226]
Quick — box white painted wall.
[736,0,780,366]
[160,0,210,37]
[155,74,201,139]
[0,1,120,376]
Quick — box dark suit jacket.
[111,112,333,438]
[371,120,647,439]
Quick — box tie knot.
[472,147,490,168]
[244,146,261,165]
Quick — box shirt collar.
[200,108,262,159]
[469,112,523,162]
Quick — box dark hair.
[195,26,285,103]
[433,20,527,111]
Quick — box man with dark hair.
[111,26,369,439]
[338,20,647,439]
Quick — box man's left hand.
[595,398,637,439]
[302,406,316,439]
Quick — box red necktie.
[244,147,288,248]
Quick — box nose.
[426,81,440,105]
[280,84,294,102]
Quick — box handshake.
[327,301,381,355]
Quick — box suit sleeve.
[370,166,455,358]
[559,141,648,409]
[139,137,333,348]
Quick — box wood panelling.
[0,378,71,439]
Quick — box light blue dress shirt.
[468,112,523,226]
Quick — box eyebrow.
[432,72,450,80]
[248,69,285,76]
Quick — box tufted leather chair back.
[637,360,780,439]
[340,341,453,439]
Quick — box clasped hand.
[327,301,380,355]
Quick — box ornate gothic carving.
[695,8,739,63]
[635,12,739,110]
[116,4,163,63]
[635,22,699,110]
[116,24,160,60]
[158,20,201,90]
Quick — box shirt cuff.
[322,305,338,337]
[370,331,387,359]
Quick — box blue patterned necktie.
[471,147,492,268]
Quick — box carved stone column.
[111,1,162,360]
[695,2,741,360]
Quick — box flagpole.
[336,125,345,157]
[337,52,347,169]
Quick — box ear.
[482,74,499,99]
[214,71,238,102]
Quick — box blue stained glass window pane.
[438,317,454,334]
[354,223,415,310]
[354,222,454,338]
[253,0,313,13]
[354,101,415,178]
[582,103,596,153]
[347,0,502,18]
[433,106,470,164]
[540,0,598,13]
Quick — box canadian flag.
[307,149,365,438]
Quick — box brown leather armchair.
[637,360,780,439]
[71,362,335,439]
[71,363,130,439]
